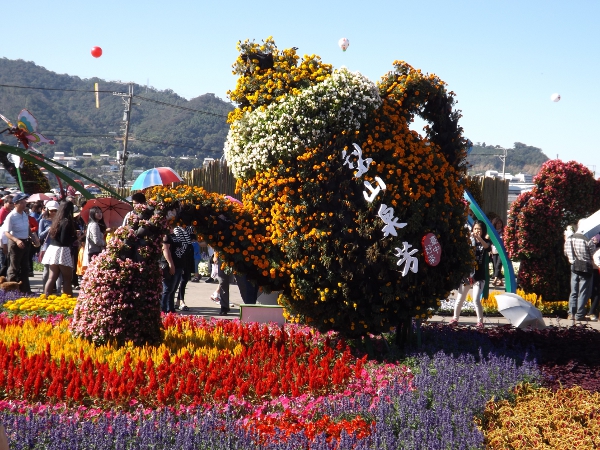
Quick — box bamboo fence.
[109,161,238,200]
[180,160,237,197]
[471,176,509,224]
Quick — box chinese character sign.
[342,143,373,178]
[342,143,426,277]
[363,176,386,202]
[377,204,407,237]
[421,232,442,266]
[394,242,419,276]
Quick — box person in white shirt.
[122,192,147,226]
[4,193,33,292]
[0,220,9,277]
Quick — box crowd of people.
[158,200,259,316]
[0,191,87,295]
[3,185,600,326]
[0,187,259,316]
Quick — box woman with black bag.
[160,207,184,313]
[175,231,195,312]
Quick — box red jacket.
[0,207,10,226]
[28,215,39,233]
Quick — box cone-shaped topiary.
[70,205,166,346]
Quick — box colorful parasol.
[131,167,183,191]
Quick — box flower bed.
[2,293,599,449]
[3,294,77,317]
[480,384,600,449]
[0,313,545,449]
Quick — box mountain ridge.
[0,57,549,183]
[0,58,233,177]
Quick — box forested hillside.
[0,57,550,183]
[468,142,549,176]
[0,58,233,165]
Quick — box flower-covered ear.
[379,61,466,167]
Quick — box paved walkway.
[27,271,600,330]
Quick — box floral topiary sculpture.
[70,205,166,346]
[150,38,473,339]
[505,160,600,300]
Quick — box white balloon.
[338,37,349,52]
[550,93,561,102]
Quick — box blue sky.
[1,0,598,175]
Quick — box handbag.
[159,260,172,279]
[76,245,87,276]
[570,236,592,274]
[29,232,40,248]
[572,259,592,274]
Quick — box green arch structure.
[0,143,127,202]
[464,190,516,294]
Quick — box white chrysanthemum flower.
[224,68,382,179]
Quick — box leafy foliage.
[505,160,600,300]
[481,384,600,449]
[0,151,50,194]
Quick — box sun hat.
[45,200,59,211]
[12,193,30,203]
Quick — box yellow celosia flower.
[0,319,241,371]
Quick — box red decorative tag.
[422,233,442,266]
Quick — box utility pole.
[113,83,133,188]
[494,146,507,179]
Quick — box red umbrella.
[81,198,133,229]
[27,193,52,202]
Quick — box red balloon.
[91,46,103,58]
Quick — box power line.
[43,133,207,151]
[46,133,116,138]
[0,83,124,94]
[133,95,229,118]
[130,137,207,151]
[0,82,229,118]
[0,82,229,154]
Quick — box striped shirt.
[172,226,195,259]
